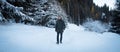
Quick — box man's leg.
[60,32,63,43]
[56,32,59,44]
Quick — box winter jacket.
[55,19,66,33]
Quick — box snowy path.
[0,24,120,52]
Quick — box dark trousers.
[57,32,63,43]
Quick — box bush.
[83,19,110,33]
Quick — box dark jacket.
[55,19,66,33]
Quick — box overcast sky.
[93,0,116,10]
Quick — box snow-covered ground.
[0,23,120,52]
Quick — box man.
[55,16,66,44]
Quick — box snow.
[0,23,120,52]
[83,19,110,33]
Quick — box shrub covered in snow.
[83,18,110,33]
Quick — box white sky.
[93,0,116,10]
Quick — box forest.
[0,0,120,34]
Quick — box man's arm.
[63,21,66,30]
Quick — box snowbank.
[67,23,85,31]
[83,20,110,33]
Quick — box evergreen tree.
[110,0,120,34]
[0,0,67,27]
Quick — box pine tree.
[0,0,67,27]
[110,0,120,34]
